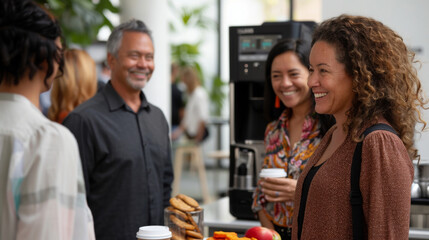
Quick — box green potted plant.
[169,1,226,117]
[35,0,119,46]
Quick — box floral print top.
[252,110,323,227]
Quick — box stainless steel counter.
[203,197,429,239]
[202,197,259,236]
[410,203,429,239]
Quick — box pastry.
[170,214,195,230]
[170,197,195,212]
[186,230,204,239]
[177,194,199,208]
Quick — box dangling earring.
[275,96,280,108]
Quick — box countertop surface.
[203,197,429,239]
[202,196,260,229]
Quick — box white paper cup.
[259,168,287,178]
[136,226,172,240]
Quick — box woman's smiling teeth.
[314,92,327,98]
[283,90,297,96]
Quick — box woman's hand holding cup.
[260,168,296,202]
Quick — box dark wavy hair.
[0,0,63,87]
[312,14,428,160]
[264,39,335,136]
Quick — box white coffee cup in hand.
[259,168,287,178]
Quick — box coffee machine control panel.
[238,34,282,82]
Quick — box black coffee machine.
[228,21,317,220]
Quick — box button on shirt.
[63,82,174,240]
[0,93,95,240]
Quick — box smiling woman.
[270,51,311,112]
[292,14,429,240]
[308,40,354,124]
[251,38,335,240]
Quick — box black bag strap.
[350,123,397,240]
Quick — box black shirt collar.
[103,81,150,112]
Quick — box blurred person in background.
[171,66,210,143]
[63,19,173,239]
[97,59,111,92]
[292,15,428,239]
[0,0,95,239]
[252,39,334,240]
[48,48,97,123]
[171,62,185,132]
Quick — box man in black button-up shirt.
[63,19,173,240]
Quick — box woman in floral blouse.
[252,39,334,240]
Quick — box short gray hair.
[106,19,153,57]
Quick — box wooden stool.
[172,143,211,204]
[207,150,230,161]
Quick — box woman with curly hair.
[292,15,428,239]
[48,49,97,123]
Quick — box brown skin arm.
[171,121,206,143]
[171,124,184,141]
[258,210,274,229]
[194,121,207,143]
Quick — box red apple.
[245,226,281,240]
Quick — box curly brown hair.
[312,14,428,160]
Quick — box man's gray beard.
[126,77,148,90]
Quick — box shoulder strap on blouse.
[350,123,398,240]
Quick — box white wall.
[220,0,265,97]
[120,0,171,124]
[322,0,429,160]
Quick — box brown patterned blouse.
[292,120,413,239]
